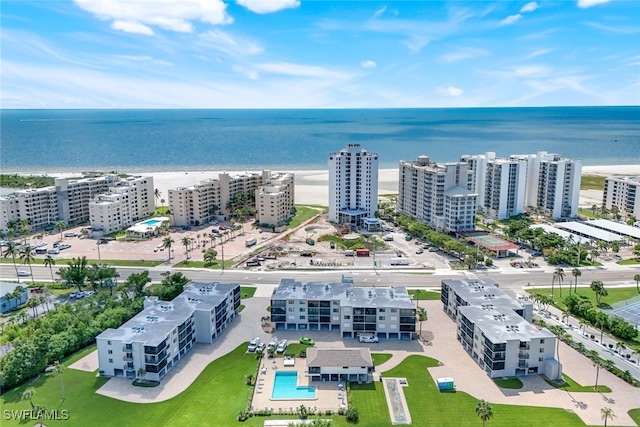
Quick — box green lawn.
[407,289,441,301]
[240,286,257,298]
[371,353,393,366]
[578,208,602,219]
[494,378,523,389]
[580,174,606,191]
[629,408,640,425]
[171,259,235,269]
[287,205,327,229]
[544,373,611,393]
[618,258,640,265]
[0,257,163,267]
[380,355,585,427]
[529,286,640,310]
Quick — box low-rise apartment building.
[398,155,477,232]
[96,282,240,381]
[255,172,295,227]
[441,278,561,379]
[89,176,155,234]
[306,348,374,383]
[270,277,416,340]
[603,175,640,219]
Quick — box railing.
[518,352,530,359]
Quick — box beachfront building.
[168,170,287,227]
[459,152,528,220]
[96,282,240,381]
[270,277,416,340]
[0,186,58,232]
[89,176,155,235]
[603,175,640,220]
[0,282,28,313]
[306,348,374,383]
[397,156,477,233]
[328,144,379,227]
[55,175,117,225]
[441,278,561,379]
[255,172,295,228]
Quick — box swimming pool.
[272,371,316,400]
[141,219,161,226]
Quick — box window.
[539,348,544,353]
[379,316,385,321]
[344,315,351,320]
[300,308,306,312]
[108,358,113,364]
[108,350,113,355]
[300,315,306,320]
[288,308,294,312]
[538,357,544,362]
[540,339,545,344]
[390,309,397,313]
[379,308,386,312]
[107,341,112,345]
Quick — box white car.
[17,270,31,277]
[276,339,288,353]
[359,334,379,343]
[247,337,260,352]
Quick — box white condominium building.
[460,152,527,220]
[398,156,477,233]
[89,176,155,234]
[441,278,561,380]
[255,172,295,227]
[55,175,117,224]
[461,151,581,220]
[96,282,240,382]
[270,276,416,340]
[603,176,640,219]
[328,144,379,226]
[0,186,58,232]
[168,170,283,227]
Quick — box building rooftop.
[444,186,478,197]
[273,278,414,309]
[97,282,238,346]
[555,221,625,243]
[306,348,373,368]
[0,282,28,295]
[442,278,528,313]
[458,305,553,344]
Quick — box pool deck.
[251,357,347,414]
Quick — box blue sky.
[1,0,638,108]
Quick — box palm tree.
[591,204,598,216]
[27,296,39,317]
[44,255,56,282]
[162,237,174,261]
[475,399,493,427]
[5,241,20,281]
[56,220,66,240]
[182,236,191,260]
[154,188,161,207]
[601,407,615,427]
[571,268,581,294]
[20,246,37,286]
[22,388,36,409]
[634,273,640,294]
[552,267,564,298]
[588,350,604,390]
[590,280,608,306]
[53,360,66,401]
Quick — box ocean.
[1,107,638,173]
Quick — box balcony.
[123,353,133,361]
[518,361,529,368]
[518,352,530,359]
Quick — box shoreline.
[2,165,638,206]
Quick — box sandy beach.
[138,165,638,206]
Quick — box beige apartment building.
[603,175,640,219]
[255,172,295,227]
[89,176,155,234]
[0,186,58,232]
[168,170,292,227]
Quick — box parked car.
[256,343,266,353]
[83,290,96,297]
[276,339,288,353]
[428,247,439,252]
[17,270,31,277]
[299,337,315,346]
[64,232,77,237]
[416,248,424,254]
[267,336,279,350]
[47,248,60,254]
[247,337,260,352]
[358,334,379,343]
[59,244,71,250]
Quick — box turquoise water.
[141,219,161,226]
[1,107,638,172]
[272,371,316,400]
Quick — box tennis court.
[608,295,640,326]
[460,231,518,258]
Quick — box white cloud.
[111,20,154,36]
[256,62,352,80]
[438,47,490,63]
[520,2,538,13]
[584,21,640,35]
[577,0,610,8]
[74,0,232,34]
[373,5,387,18]
[236,0,300,14]
[198,29,263,56]
[513,65,552,78]
[500,14,522,26]
[522,48,552,60]
[437,86,464,97]
[360,60,376,69]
